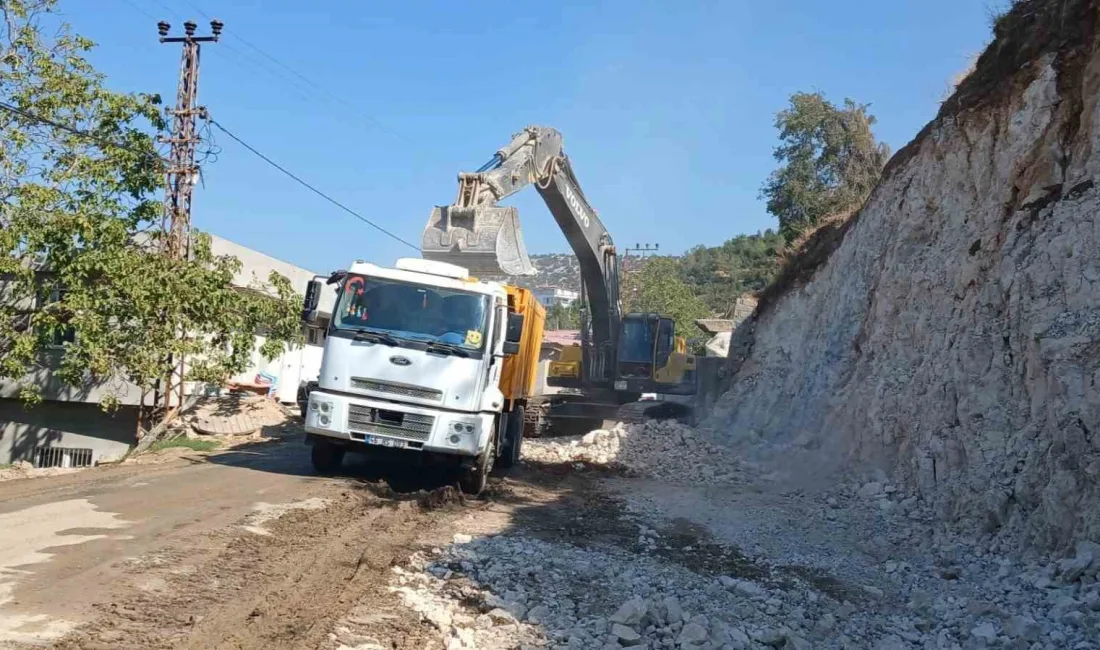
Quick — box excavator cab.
[615,313,696,395]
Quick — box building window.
[43,286,75,347]
[307,327,326,345]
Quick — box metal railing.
[33,446,94,469]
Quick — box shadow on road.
[203,431,476,496]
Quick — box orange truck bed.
[499,286,546,404]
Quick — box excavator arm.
[422,126,622,384]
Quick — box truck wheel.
[311,439,345,474]
[460,439,493,495]
[497,407,524,471]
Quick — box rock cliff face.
[710,0,1100,551]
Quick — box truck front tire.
[311,439,345,474]
[460,429,496,495]
[460,452,489,495]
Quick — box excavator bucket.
[421,205,538,277]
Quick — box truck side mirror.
[301,278,321,324]
[502,313,524,356]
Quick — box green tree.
[545,302,580,330]
[678,229,784,314]
[0,0,301,409]
[622,257,710,341]
[760,92,890,241]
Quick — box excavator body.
[419,125,710,433]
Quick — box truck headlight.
[451,421,476,434]
[446,419,479,445]
[309,397,334,424]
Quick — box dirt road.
[2,423,1097,649]
[0,436,476,649]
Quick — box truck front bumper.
[303,389,493,457]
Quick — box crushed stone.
[389,417,1100,650]
[522,419,744,486]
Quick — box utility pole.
[158,18,221,259]
[622,243,659,304]
[623,242,659,262]
[141,18,222,436]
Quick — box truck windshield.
[332,274,490,351]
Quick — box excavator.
[421,125,699,433]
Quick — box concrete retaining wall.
[0,399,138,465]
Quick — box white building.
[533,287,579,308]
[0,234,333,466]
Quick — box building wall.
[533,288,578,309]
[0,399,138,465]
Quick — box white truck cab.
[299,257,532,493]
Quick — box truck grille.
[347,404,434,441]
[350,377,442,402]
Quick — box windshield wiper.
[425,341,470,358]
[351,329,399,347]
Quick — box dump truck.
[299,257,546,494]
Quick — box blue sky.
[62,1,997,274]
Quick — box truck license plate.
[614,380,627,390]
[366,435,408,449]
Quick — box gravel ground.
[390,420,1100,650]
[523,420,744,486]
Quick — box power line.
[0,101,165,166]
[208,119,418,251]
[127,0,316,104]
[179,0,418,148]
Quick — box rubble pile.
[839,478,1100,650]
[522,420,743,485]
[391,533,830,650]
[390,463,1100,650]
[0,459,86,482]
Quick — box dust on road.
[0,434,581,650]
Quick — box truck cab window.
[333,274,490,351]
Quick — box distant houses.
[532,287,579,308]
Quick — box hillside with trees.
[509,90,888,333]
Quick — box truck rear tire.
[311,439,345,474]
[497,407,524,471]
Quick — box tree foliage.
[0,0,301,408]
[621,257,710,340]
[545,302,580,330]
[760,91,890,242]
[678,230,784,315]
